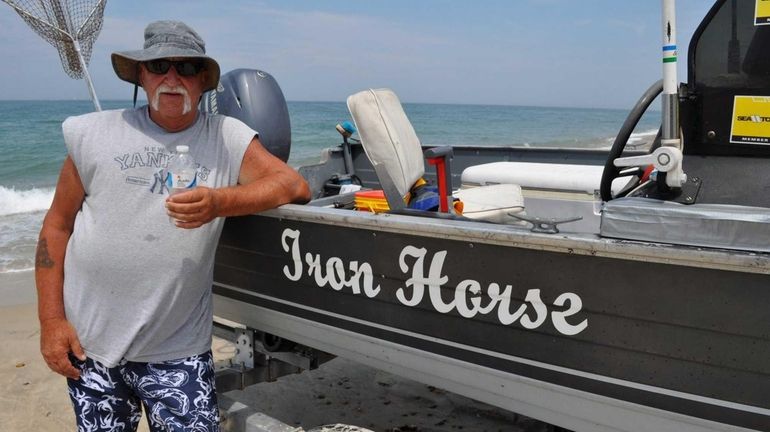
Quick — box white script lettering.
[395,247,586,335]
[281,229,380,297]
[280,229,587,335]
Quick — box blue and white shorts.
[67,351,219,432]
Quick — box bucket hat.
[111,20,220,92]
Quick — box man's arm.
[37,156,87,379]
[166,137,311,228]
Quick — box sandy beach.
[0,271,74,431]
[0,270,538,432]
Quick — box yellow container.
[355,190,390,213]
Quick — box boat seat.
[601,197,770,252]
[461,161,629,196]
[347,88,524,223]
[454,184,525,224]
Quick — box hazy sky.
[0,0,714,108]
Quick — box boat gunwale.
[252,204,770,275]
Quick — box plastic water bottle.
[167,145,197,195]
[166,145,197,223]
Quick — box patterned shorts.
[67,351,219,432]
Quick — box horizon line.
[0,99,661,112]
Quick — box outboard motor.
[201,69,291,162]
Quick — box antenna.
[2,0,107,111]
[659,0,686,189]
[661,0,679,150]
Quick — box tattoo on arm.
[36,238,55,268]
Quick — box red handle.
[426,157,450,212]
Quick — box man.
[35,21,310,431]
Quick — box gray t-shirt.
[62,107,255,367]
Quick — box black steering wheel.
[600,80,663,201]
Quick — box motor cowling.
[202,69,291,162]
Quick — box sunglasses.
[143,59,204,77]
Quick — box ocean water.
[0,100,659,274]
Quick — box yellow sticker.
[731,96,770,144]
[756,0,770,25]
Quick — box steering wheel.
[600,80,663,201]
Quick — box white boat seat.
[455,184,525,224]
[462,161,629,196]
[347,89,424,204]
[347,88,524,222]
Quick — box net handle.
[2,0,104,111]
[73,40,101,111]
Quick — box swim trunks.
[67,350,219,431]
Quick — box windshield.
[693,0,770,89]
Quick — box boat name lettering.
[281,229,587,336]
[398,246,587,335]
[282,229,381,298]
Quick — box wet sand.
[1,270,538,431]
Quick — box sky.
[0,0,715,109]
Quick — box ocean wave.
[601,128,659,150]
[628,128,660,143]
[0,209,44,275]
[0,185,54,216]
[0,265,34,274]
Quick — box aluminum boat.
[209,1,770,430]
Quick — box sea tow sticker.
[730,96,770,144]
[756,0,770,25]
[280,228,588,336]
[662,44,676,63]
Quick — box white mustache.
[150,84,192,114]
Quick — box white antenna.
[661,0,680,149]
[2,0,107,111]
[660,0,686,188]
[619,0,687,189]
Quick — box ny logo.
[150,170,170,194]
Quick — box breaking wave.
[0,185,54,216]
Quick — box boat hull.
[213,205,770,432]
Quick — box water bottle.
[166,145,197,224]
[166,145,197,195]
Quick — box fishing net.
[2,0,107,79]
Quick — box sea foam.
[603,128,660,150]
[0,185,54,216]
[628,128,660,143]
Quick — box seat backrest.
[347,89,425,203]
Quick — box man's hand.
[166,186,220,229]
[164,137,311,227]
[40,317,86,379]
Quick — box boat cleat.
[507,213,583,234]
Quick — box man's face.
[139,58,207,118]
